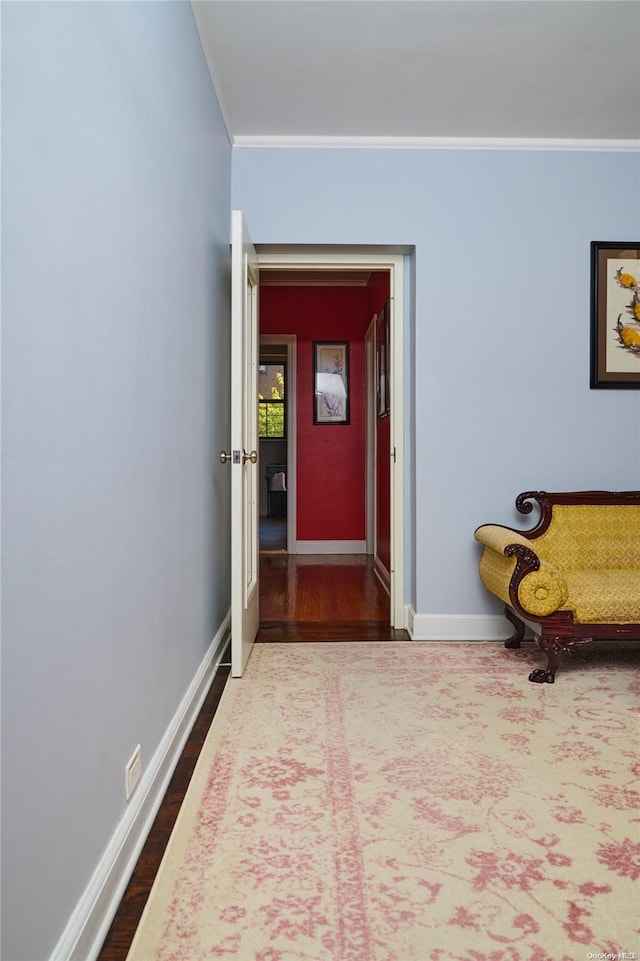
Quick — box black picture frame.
[312,341,350,424]
[590,241,640,389]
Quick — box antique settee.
[474,490,640,683]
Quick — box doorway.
[256,249,406,635]
[258,334,297,554]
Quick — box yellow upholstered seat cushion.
[563,569,640,623]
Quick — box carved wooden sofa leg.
[502,610,562,683]
[504,607,525,649]
[528,633,596,683]
[528,633,563,684]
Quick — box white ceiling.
[192,0,640,145]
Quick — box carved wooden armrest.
[474,524,569,617]
[509,550,568,617]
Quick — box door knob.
[220,451,231,464]
[243,449,258,464]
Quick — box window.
[258,363,286,438]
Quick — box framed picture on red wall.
[313,341,350,424]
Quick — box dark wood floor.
[97,661,231,961]
[260,552,390,621]
[97,551,407,959]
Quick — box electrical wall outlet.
[125,745,142,801]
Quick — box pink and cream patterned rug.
[126,641,639,961]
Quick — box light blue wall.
[232,146,640,618]
[1,3,232,959]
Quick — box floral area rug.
[125,641,639,961]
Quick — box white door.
[229,211,259,676]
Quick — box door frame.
[257,248,406,630]
[365,315,377,557]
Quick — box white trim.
[260,334,297,554]
[50,614,231,961]
[234,135,640,153]
[408,612,516,642]
[387,260,404,629]
[295,540,367,554]
[258,249,406,630]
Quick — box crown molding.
[232,135,640,153]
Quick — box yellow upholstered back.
[534,505,640,570]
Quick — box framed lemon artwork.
[590,241,640,389]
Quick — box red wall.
[367,273,391,573]
[261,286,369,542]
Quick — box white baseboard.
[406,609,522,642]
[295,540,367,554]
[50,612,231,961]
